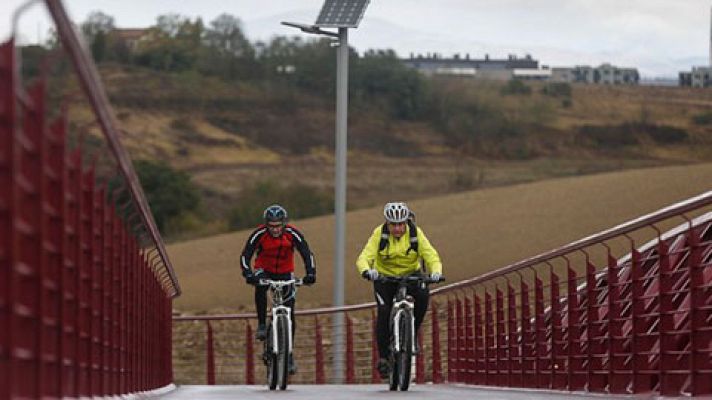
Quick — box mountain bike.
[377,274,444,391]
[256,278,303,390]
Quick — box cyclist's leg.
[408,283,430,333]
[255,285,269,327]
[285,290,296,338]
[374,281,397,359]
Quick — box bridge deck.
[157,384,630,399]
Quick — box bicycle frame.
[259,279,301,355]
[391,296,416,353]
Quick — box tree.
[205,14,252,57]
[136,15,204,71]
[80,11,115,62]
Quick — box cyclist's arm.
[417,227,442,274]
[240,227,267,275]
[356,226,381,274]
[286,226,316,275]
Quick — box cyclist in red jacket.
[240,204,316,374]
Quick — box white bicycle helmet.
[383,202,410,223]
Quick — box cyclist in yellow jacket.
[356,202,442,378]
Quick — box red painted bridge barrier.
[173,192,712,396]
[1,1,180,398]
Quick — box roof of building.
[110,28,149,41]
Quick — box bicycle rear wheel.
[276,315,290,390]
[397,311,413,391]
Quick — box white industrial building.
[550,64,639,85]
[402,53,638,85]
[679,6,712,88]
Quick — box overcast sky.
[2,0,711,77]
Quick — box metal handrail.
[432,189,712,295]
[43,0,180,297]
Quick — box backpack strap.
[378,221,419,254]
[378,223,390,252]
[406,219,418,254]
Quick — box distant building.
[402,53,637,84]
[108,28,150,52]
[679,6,712,87]
[402,53,541,80]
[680,66,712,88]
[550,64,639,85]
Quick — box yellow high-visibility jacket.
[356,224,442,277]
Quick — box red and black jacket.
[240,224,316,275]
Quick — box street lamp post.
[282,0,370,384]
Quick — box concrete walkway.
[156,384,643,399]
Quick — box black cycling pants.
[255,272,296,336]
[374,280,429,359]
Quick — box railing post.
[447,299,456,382]
[0,39,11,399]
[520,280,534,388]
[431,301,442,384]
[534,274,548,389]
[206,321,215,385]
[463,296,473,384]
[567,264,584,391]
[456,297,465,383]
[687,226,710,396]
[586,259,605,392]
[606,252,627,394]
[657,241,676,396]
[473,292,484,385]
[507,283,519,388]
[495,287,505,386]
[245,322,254,385]
[315,316,324,384]
[484,291,494,386]
[370,310,378,383]
[630,248,651,393]
[416,329,425,383]
[550,268,564,390]
[494,286,507,386]
[345,314,354,384]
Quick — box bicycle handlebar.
[375,275,445,284]
[255,278,304,287]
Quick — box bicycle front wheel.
[276,315,290,390]
[265,324,278,390]
[397,311,413,391]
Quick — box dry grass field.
[168,162,712,313]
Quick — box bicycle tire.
[277,315,290,390]
[389,356,399,391]
[266,324,278,390]
[398,311,412,391]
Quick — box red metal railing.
[1,1,180,398]
[173,191,712,396]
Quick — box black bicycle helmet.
[263,204,288,223]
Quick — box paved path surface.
[156,384,636,399]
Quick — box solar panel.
[314,0,370,28]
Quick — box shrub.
[500,79,531,96]
[645,124,688,144]
[540,82,572,98]
[110,160,201,233]
[577,124,639,147]
[692,112,712,126]
[576,123,688,148]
